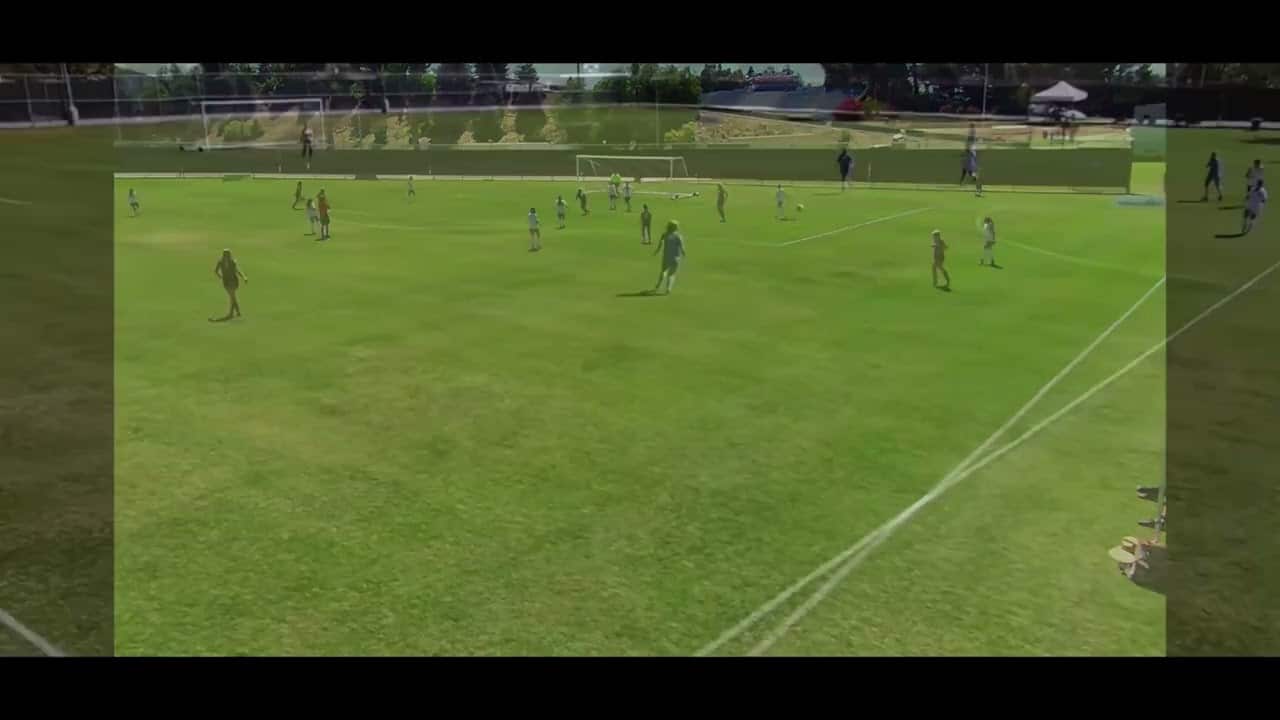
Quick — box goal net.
[200,98,326,151]
[575,155,689,182]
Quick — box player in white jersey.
[980,217,998,267]
[622,181,633,212]
[407,175,416,201]
[1243,180,1268,235]
[776,184,786,219]
[607,182,619,210]
[555,195,567,229]
[306,198,319,235]
[1246,160,1264,197]
[527,207,542,251]
[127,188,140,216]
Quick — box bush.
[663,120,697,144]
[222,120,243,143]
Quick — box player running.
[980,217,998,267]
[306,198,319,236]
[127,188,140,217]
[608,181,619,210]
[776,184,786,220]
[623,181,633,212]
[407,175,416,201]
[1243,180,1268,235]
[527,207,542,251]
[555,195,568,228]
[211,249,248,321]
[653,220,686,295]
[640,204,653,244]
[961,146,983,196]
[317,190,331,240]
[292,180,304,209]
[301,125,314,168]
[576,187,590,215]
[838,148,854,190]
[1203,152,1223,202]
[1246,159,1264,198]
[931,230,951,290]
[716,183,728,223]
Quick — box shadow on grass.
[1215,232,1248,239]
[1132,544,1169,597]
[617,290,662,298]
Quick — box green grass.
[113,172,1167,656]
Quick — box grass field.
[109,165,1169,656]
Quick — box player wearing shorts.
[608,181,619,211]
[961,147,982,196]
[1203,152,1223,202]
[640,204,653,244]
[776,184,786,220]
[555,195,567,229]
[653,220,686,294]
[1246,160,1264,198]
[127,188,140,217]
[838,149,854,190]
[1243,180,1268,235]
[317,190,331,240]
[980,217,998,267]
[306,198,319,236]
[716,183,728,223]
[576,187,590,215]
[407,175,416,201]
[931,230,951,290]
[623,181,633,212]
[301,126,314,167]
[212,248,248,321]
[527,207,542,251]
[292,180,304,209]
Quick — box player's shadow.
[208,314,236,323]
[1215,231,1248,239]
[1218,205,1244,210]
[1175,199,1209,204]
[617,290,662,298]
[1130,544,1169,597]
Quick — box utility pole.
[981,63,989,117]
[61,62,79,126]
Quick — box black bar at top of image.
[1165,72,1280,656]
[0,70,115,657]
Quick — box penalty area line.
[0,607,65,657]
[776,207,931,247]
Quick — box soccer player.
[555,195,568,229]
[306,198,319,236]
[716,183,728,223]
[407,175,416,201]
[301,125,314,168]
[317,190,331,240]
[961,146,983,196]
[623,181,633,212]
[931,230,951,290]
[527,207,542,251]
[608,181,619,211]
[1246,159,1264,197]
[776,184,786,220]
[837,148,854,190]
[980,217,998,267]
[127,188,140,217]
[292,180,304,209]
[1203,152,1223,202]
[576,187,590,215]
[211,248,248,321]
[653,220,686,294]
[640,203,653,244]
[1243,180,1268,235]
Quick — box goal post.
[200,97,326,151]
[575,154,689,182]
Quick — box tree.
[746,66,756,78]
[515,63,539,91]
[436,63,474,105]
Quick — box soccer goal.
[200,97,326,151]
[575,155,689,182]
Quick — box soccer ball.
[796,204,805,213]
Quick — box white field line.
[746,258,1280,656]
[0,197,33,206]
[695,274,1167,657]
[1003,239,1160,277]
[776,208,931,247]
[0,608,65,657]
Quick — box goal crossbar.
[575,154,689,181]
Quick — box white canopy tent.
[1032,81,1088,104]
